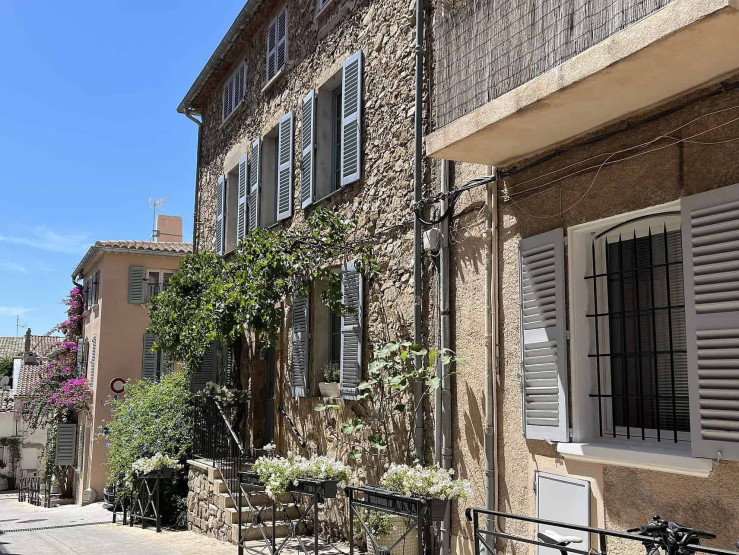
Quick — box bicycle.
[627,515,716,555]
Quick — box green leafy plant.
[353,510,392,539]
[315,341,459,462]
[322,362,340,383]
[380,463,471,500]
[252,453,353,503]
[0,357,12,379]
[148,208,378,374]
[202,381,251,407]
[102,372,193,492]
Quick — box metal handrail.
[278,405,307,449]
[465,507,739,555]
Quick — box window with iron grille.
[585,212,690,443]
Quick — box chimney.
[155,215,183,243]
[24,328,31,354]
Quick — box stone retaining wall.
[186,462,233,543]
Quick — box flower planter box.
[318,382,340,398]
[140,468,174,479]
[359,486,448,522]
[240,471,338,499]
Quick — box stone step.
[223,505,303,525]
[231,522,292,542]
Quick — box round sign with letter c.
[110,378,126,394]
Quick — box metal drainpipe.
[184,107,203,253]
[484,167,499,552]
[437,160,452,555]
[413,0,426,463]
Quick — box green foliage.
[0,357,12,378]
[322,362,340,383]
[0,437,21,477]
[148,208,377,371]
[316,341,459,463]
[103,372,193,490]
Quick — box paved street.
[0,493,235,554]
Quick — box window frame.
[266,6,288,85]
[568,200,690,449]
[222,61,247,124]
[145,269,175,301]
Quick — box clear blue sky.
[0,0,244,337]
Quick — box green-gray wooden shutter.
[340,50,362,186]
[518,229,569,442]
[277,112,294,221]
[89,335,97,385]
[142,333,157,381]
[249,139,261,231]
[216,175,225,255]
[682,183,739,460]
[238,153,248,240]
[290,282,310,397]
[340,262,363,400]
[76,338,84,378]
[76,426,85,469]
[267,15,277,81]
[128,265,146,304]
[276,8,287,74]
[301,90,316,209]
[55,423,77,466]
[192,341,217,392]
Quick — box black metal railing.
[193,395,245,500]
[466,507,739,555]
[18,476,48,507]
[278,405,307,449]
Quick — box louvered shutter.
[276,112,294,221]
[340,262,363,400]
[192,341,217,392]
[128,265,146,304]
[222,80,229,122]
[76,426,85,469]
[340,51,363,186]
[300,90,316,209]
[142,333,158,381]
[89,335,97,385]
[216,175,225,254]
[55,422,77,466]
[76,338,84,378]
[236,62,246,107]
[518,229,569,442]
[267,17,277,81]
[249,139,261,231]
[276,8,287,75]
[682,183,739,460]
[290,283,310,397]
[238,154,248,240]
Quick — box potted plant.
[131,452,182,479]
[318,362,340,398]
[252,452,352,503]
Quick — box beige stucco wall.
[483,80,739,552]
[77,250,185,503]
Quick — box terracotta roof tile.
[73,240,192,277]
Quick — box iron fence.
[18,476,48,507]
[466,507,739,555]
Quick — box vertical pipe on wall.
[184,107,203,253]
[484,167,498,552]
[413,0,426,463]
[437,160,452,555]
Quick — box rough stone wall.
[187,464,232,543]
[490,80,739,552]
[191,0,434,537]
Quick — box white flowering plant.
[380,464,471,500]
[252,453,353,502]
[132,452,183,476]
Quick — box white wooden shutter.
[290,283,310,398]
[300,90,316,209]
[276,8,287,75]
[682,183,739,460]
[222,80,230,122]
[216,175,225,254]
[340,50,363,186]
[89,335,97,385]
[192,341,217,392]
[236,62,246,108]
[76,426,85,469]
[276,112,294,221]
[142,333,158,381]
[267,17,277,81]
[128,265,146,304]
[249,139,261,231]
[55,423,77,466]
[518,229,569,442]
[340,262,363,400]
[238,153,248,241]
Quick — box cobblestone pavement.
[0,493,349,555]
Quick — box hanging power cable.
[414,176,496,226]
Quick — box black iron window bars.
[237,471,340,555]
[586,219,690,443]
[346,486,448,555]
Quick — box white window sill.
[557,441,713,478]
[220,99,245,130]
[316,0,335,17]
[262,68,286,95]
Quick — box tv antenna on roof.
[16,315,26,337]
[149,197,169,241]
